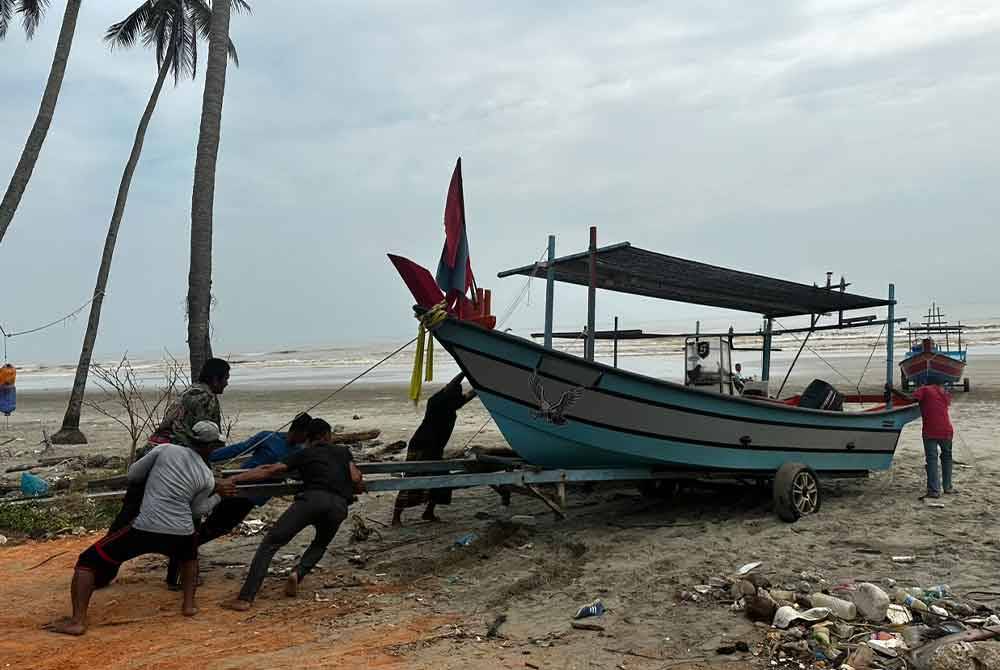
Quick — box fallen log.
[329,429,381,444]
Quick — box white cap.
[192,420,222,443]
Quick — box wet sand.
[1,355,999,669]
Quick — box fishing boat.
[899,304,969,391]
[390,233,920,480]
[387,161,922,520]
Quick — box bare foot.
[49,618,87,636]
[284,574,299,598]
[182,606,199,617]
[220,599,252,612]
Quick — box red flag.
[436,158,476,298]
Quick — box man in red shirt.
[911,383,955,499]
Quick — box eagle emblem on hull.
[529,371,583,425]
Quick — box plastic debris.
[891,555,916,563]
[574,600,605,619]
[19,471,48,496]
[737,561,763,575]
[773,606,831,629]
[854,583,891,622]
[0,534,7,545]
[887,604,914,625]
[238,519,267,536]
[810,592,857,621]
[868,636,905,657]
[454,532,478,547]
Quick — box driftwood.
[5,463,38,473]
[909,627,1000,669]
[329,429,381,444]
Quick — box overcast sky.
[1,0,998,364]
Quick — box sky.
[1,0,998,365]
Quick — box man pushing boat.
[221,418,364,611]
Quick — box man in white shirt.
[49,421,232,636]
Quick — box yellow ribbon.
[409,302,448,404]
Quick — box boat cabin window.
[684,336,737,395]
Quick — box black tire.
[964,378,970,392]
[901,377,910,391]
[637,479,680,500]
[773,462,821,523]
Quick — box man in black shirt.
[221,418,363,611]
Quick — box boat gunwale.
[424,311,918,424]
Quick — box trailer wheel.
[901,377,910,391]
[963,378,970,392]
[638,479,679,500]
[773,463,821,523]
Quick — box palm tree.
[51,0,247,445]
[0,0,83,245]
[187,0,244,378]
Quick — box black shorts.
[77,525,198,588]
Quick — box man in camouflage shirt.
[100,358,232,588]
[148,358,230,449]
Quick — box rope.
[855,322,886,397]
[773,318,855,387]
[497,245,548,329]
[1,292,103,339]
[461,416,494,452]
[216,334,421,467]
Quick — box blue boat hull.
[433,318,920,473]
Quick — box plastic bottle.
[923,585,951,600]
[893,589,929,613]
[809,593,857,620]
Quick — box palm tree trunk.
[0,0,82,245]
[50,55,174,445]
[187,0,232,379]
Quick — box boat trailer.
[79,449,868,523]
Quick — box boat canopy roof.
[497,242,892,318]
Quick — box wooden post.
[885,284,895,407]
[761,318,773,385]
[544,235,555,350]
[613,316,619,368]
[586,226,597,362]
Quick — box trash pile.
[686,563,1000,669]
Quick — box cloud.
[0,1,997,366]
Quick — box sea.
[11,320,1000,393]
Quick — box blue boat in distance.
[899,304,969,392]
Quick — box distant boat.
[899,303,969,391]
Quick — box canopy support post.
[885,283,895,407]
[586,226,597,362]
[613,316,619,368]
[761,318,773,385]
[544,235,556,350]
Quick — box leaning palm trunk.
[0,0,82,245]
[50,55,174,445]
[187,0,232,379]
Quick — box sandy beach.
[1,353,999,669]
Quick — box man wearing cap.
[106,358,232,536]
[161,412,314,590]
[49,421,232,636]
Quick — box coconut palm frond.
[17,0,49,39]
[1,0,16,40]
[105,1,153,49]
[190,0,242,66]
[231,0,252,16]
